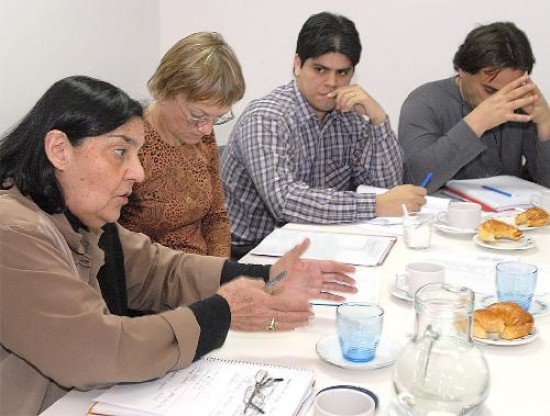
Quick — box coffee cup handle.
[395,273,408,292]
[436,211,448,223]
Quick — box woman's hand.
[217,278,313,331]
[269,239,357,302]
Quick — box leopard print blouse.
[119,121,231,257]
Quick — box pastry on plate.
[478,219,522,243]
[473,302,534,340]
[515,207,549,227]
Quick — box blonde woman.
[120,32,243,257]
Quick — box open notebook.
[88,357,314,416]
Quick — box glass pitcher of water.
[393,283,490,415]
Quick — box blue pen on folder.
[420,172,433,188]
[482,185,512,197]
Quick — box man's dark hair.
[0,75,143,214]
[453,22,535,74]
[296,11,362,67]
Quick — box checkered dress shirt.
[221,80,403,247]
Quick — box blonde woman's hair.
[148,32,245,106]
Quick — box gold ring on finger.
[266,318,276,332]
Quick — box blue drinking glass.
[337,303,384,363]
[496,261,538,310]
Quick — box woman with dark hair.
[0,75,356,415]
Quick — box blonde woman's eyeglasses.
[175,98,234,127]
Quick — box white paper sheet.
[355,185,451,235]
[250,228,396,267]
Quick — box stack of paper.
[445,176,547,212]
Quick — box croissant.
[515,207,549,227]
[473,302,533,340]
[478,219,522,243]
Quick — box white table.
[41,222,549,415]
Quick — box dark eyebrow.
[314,63,353,72]
[107,134,139,146]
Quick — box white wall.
[0,0,159,134]
[2,0,548,144]
[159,0,550,144]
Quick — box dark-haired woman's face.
[55,117,145,228]
[294,52,354,120]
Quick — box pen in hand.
[420,172,433,188]
[264,271,287,294]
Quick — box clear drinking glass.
[403,212,434,249]
[392,283,490,415]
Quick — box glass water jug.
[393,283,490,415]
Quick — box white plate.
[434,220,477,235]
[473,234,535,250]
[476,294,549,317]
[316,335,399,370]
[390,284,414,303]
[474,326,539,346]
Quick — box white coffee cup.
[314,386,376,416]
[437,202,482,230]
[531,190,550,212]
[396,262,445,297]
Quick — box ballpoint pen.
[481,185,512,197]
[420,172,433,188]
[264,270,287,294]
[309,302,340,307]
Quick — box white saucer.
[476,294,549,317]
[316,335,400,371]
[390,284,414,303]
[474,326,539,346]
[473,234,535,250]
[434,220,477,235]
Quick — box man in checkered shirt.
[221,12,427,259]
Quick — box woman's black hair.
[0,75,143,213]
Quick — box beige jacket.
[0,187,225,415]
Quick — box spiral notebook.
[87,357,315,416]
